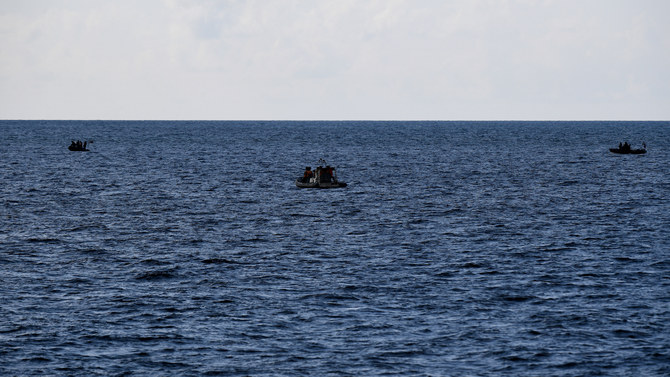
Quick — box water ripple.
[1,121,668,376]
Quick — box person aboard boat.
[320,166,332,183]
[322,166,336,183]
[302,167,314,183]
[315,166,322,181]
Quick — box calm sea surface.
[1,121,669,376]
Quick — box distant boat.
[68,140,90,151]
[610,142,646,154]
[296,161,347,188]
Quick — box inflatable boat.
[68,140,90,151]
[296,161,347,188]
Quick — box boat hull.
[609,148,646,154]
[295,180,347,189]
[68,146,89,151]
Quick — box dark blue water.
[1,121,669,376]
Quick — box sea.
[1,120,668,376]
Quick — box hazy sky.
[1,0,668,120]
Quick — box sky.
[1,0,669,120]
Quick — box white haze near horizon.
[1,0,669,120]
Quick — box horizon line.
[2,119,669,122]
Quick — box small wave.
[612,328,649,339]
[578,272,606,277]
[372,349,426,358]
[202,258,241,264]
[140,258,172,266]
[242,237,267,243]
[299,292,361,302]
[135,269,177,280]
[503,355,529,362]
[460,262,485,268]
[76,248,106,254]
[346,230,368,235]
[64,224,103,232]
[480,269,500,275]
[21,356,50,362]
[66,277,91,285]
[553,361,580,369]
[26,237,61,243]
[289,213,320,218]
[560,180,580,186]
[0,324,28,334]
[136,333,186,342]
[435,271,454,278]
[500,295,535,302]
[542,246,575,252]
[614,257,640,263]
[651,259,670,268]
